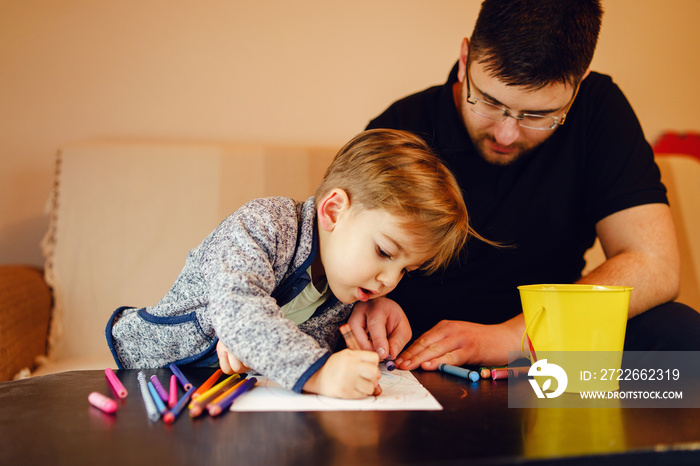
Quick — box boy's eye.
[376,246,392,259]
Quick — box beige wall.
[2,0,699,267]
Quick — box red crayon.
[491,366,530,380]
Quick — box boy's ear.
[317,188,350,232]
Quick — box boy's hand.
[303,349,381,399]
[348,297,412,360]
[216,340,251,374]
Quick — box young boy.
[106,129,474,399]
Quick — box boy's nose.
[377,269,402,292]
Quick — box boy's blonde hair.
[315,128,480,274]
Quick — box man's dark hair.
[469,0,603,89]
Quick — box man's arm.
[578,203,680,317]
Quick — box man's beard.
[470,131,537,166]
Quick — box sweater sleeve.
[200,198,330,391]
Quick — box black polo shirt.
[366,63,667,336]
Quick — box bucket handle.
[521,306,545,363]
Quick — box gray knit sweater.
[106,197,354,392]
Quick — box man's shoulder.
[579,71,619,99]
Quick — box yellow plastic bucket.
[518,284,632,393]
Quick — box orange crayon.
[188,374,240,417]
[191,369,223,401]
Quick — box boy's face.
[317,190,430,305]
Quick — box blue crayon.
[438,363,480,382]
[148,381,168,415]
[169,363,193,390]
[163,386,196,424]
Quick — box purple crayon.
[150,375,169,402]
[169,363,193,390]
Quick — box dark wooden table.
[1,368,699,465]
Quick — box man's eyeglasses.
[464,69,580,131]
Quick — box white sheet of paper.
[230,367,442,411]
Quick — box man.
[350,0,700,371]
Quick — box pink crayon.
[105,368,128,399]
[168,375,178,408]
[88,392,118,414]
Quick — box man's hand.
[348,297,412,360]
[394,315,526,370]
[216,340,251,374]
[302,349,381,399]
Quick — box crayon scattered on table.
[205,379,245,416]
[191,369,223,400]
[137,371,160,422]
[148,381,168,415]
[168,375,178,409]
[163,386,196,425]
[150,375,169,402]
[491,368,517,380]
[479,367,492,379]
[491,367,530,380]
[169,363,193,391]
[438,363,480,382]
[88,391,118,414]
[207,377,257,417]
[105,368,128,399]
[189,374,241,418]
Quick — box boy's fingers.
[219,354,233,374]
[357,366,379,383]
[359,350,380,364]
